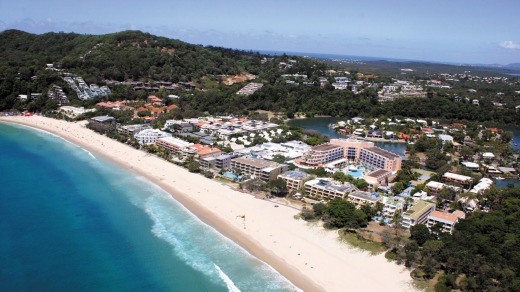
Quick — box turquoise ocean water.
[0,122,298,291]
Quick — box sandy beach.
[0,115,415,292]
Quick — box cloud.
[499,41,520,49]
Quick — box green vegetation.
[382,187,520,291]
[339,230,387,255]
[301,199,381,229]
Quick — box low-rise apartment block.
[118,124,151,136]
[216,155,232,169]
[278,171,311,193]
[231,157,288,181]
[425,181,462,196]
[156,137,195,156]
[304,178,358,200]
[427,210,465,233]
[347,191,382,207]
[442,172,473,186]
[134,129,172,145]
[401,200,436,229]
[382,196,405,219]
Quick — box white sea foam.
[214,264,241,292]
[140,192,300,291]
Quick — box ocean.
[0,122,298,291]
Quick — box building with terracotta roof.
[427,210,465,233]
[196,146,222,160]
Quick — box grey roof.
[217,155,232,161]
[279,171,310,180]
[91,115,115,122]
[349,191,381,202]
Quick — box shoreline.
[0,116,415,292]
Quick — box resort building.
[297,143,344,168]
[330,138,373,162]
[382,196,406,219]
[427,210,465,233]
[231,157,288,181]
[118,124,151,136]
[304,178,358,200]
[401,200,436,229]
[330,138,402,172]
[442,172,473,186]
[347,191,382,207]
[278,171,311,193]
[156,137,195,156]
[237,141,311,161]
[134,129,172,145]
[359,147,402,172]
[363,169,395,189]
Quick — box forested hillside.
[0,29,519,125]
[0,29,266,82]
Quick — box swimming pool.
[223,171,241,180]
[346,170,364,179]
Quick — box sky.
[1,0,519,65]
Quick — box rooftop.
[348,191,381,202]
[428,210,463,224]
[312,143,343,152]
[91,115,115,123]
[306,178,358,194]
[232,156,277,169]
[363,146,401,159]
[442,172,472,182]
[279,170,311,180]
[366,169,391,178]
[403,200,435,220]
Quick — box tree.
[325,199,368,229]
[392,181,406,195]
[268,178,288,197]
[410,224,431,246]
[187,161,200,173]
